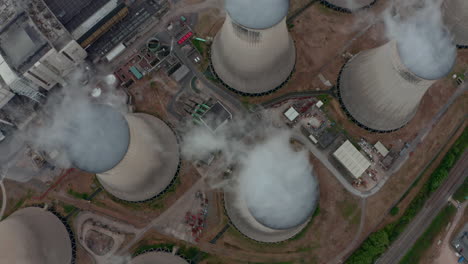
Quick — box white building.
[211,0,296,95]
[333,140,371,178]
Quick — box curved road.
[375,151,468,264]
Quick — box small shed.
[374,141,389,157]
[284,106,299,122]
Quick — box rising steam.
[182,117,318,229]
[385,0,456,80]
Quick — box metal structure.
[67,104,180,202]
[443,0,468,47]
[211,0,295,95]
[337,41,455,132]
[0,207,72,264]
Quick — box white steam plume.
[181,116,318,229]
[385,0,456,80]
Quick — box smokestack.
[210,0,296,95]
[443,0,468,48]
[0,207,72,264]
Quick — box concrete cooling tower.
[0,207,72,264]
[224,136,319,243]
[337,40,456,132]
[211,0,296,95]
[321,0,377,12]
[443,0,468,47]
[67,104,180,202]
[131,251,189,264]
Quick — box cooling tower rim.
[225,0,289,30]
[69,104,131,174]
[394,39,456,81]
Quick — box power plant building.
[337,41,455,132]
[0,207,73,264]
[67,104,180,202]
[211,0,296,95]
[333,140,371,178]
[443,0,468,47]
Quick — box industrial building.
[337,41,455,132]
[443,0,468,48]
[0,207,73,264]
[333,140,371,179]
[0,0,87,112]
[211,0,296,95]
[320,0,377,12]
[131,251,189,264]
[66,104,180,202]
[451,223,468,262]
[197,102,232,133]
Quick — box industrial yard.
[0,0,467,264]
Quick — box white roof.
[0,87,14,109]
[105,42,126,61]
[316,100,324,108]
[71,0,120,39]
[333,140,371,178]
[0,54,18,85]
[374,141,389,157]
[308,134,318,144]
[284,107,299,121]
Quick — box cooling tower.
[211,0,296,95]
[68,104,180,202]
[443,0,468,47]
[131,251,189,264]
[337,41,455,132]
[0,207,72,264]
[321,0,376,12]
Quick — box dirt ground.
[192,153,361,264]
[361,94,467,241]
[420,204,467,264]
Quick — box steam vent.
[211,0,296,95]
[443,0,468,47]
[131,251,189,264]
[67,104,180,202]
[0,207,72,264]
[337,41,456,132]
[321,0,376,11]
[224,139,319,243]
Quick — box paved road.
[375,151,468,264]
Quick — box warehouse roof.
[284,107,299,122]
[333,140,370,178]
[200,102,232,133]
[374,141,389,157]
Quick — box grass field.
[453,177,468,202]
[399,204,457,264]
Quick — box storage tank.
[66,104,180,202]
[337,39,456,132]
[0,207,73,264]
[320,0,377,12]
[211,0,296,95]
[443,0,468,47]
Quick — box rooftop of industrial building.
[333,140,371,178]
[44,0,112,32]
[200,102,232,133]
[0,14,50,73]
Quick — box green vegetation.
[133,243,208,261]
[133,243,174,257]
[316,94,331,106]
[400,205,456,264]
[67,189,90,200]
[337,199,358,220]
[453,177,468,201]
[191,39,205,54]
[390,206,399,216]
[347,128,468,264]
[62,204,77,214]
[287,23,295,30]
